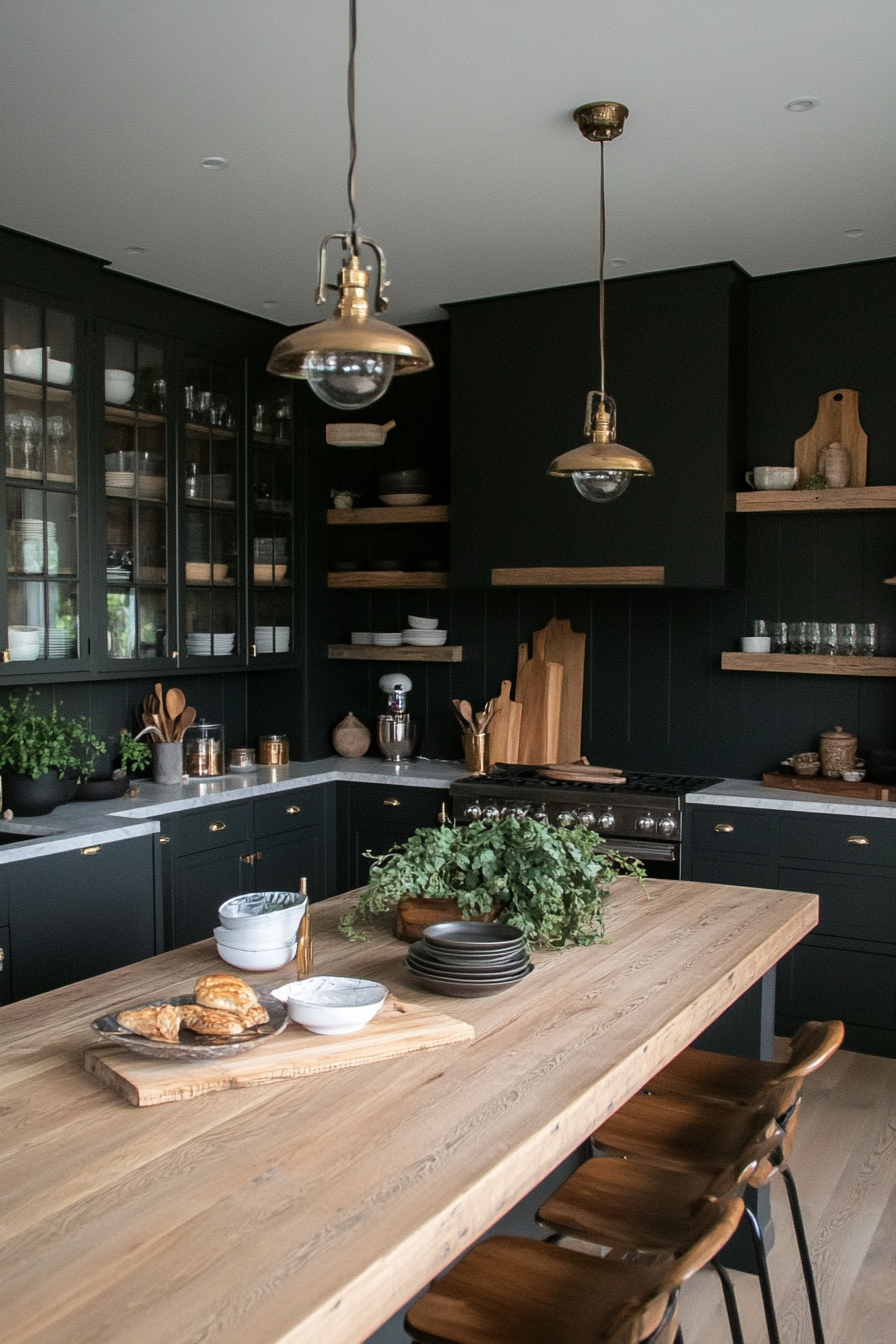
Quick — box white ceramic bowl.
[215,937,298,971]
[105,369,135,405]
[407,615,439,630]
[47,357,73,386]
[6,347,43,378]
[218,891,308,942]
[213,923,296,952]
[286,976,388,1035]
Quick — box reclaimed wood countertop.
[0,878,817,1344]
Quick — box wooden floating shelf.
[328,571,449,589]
[721,652,896,677]
[327,505,450,525]
[104,407,165,426]
[491,565,665,587]
[328,643,462,663]
[735,485,896,513]
[4,377,72,403]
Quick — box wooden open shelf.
[327,505,450,525]
[721,652,896,677]
[104,407,165,426]
[735,485,896,513]
[328,644,462,663]
[328,571,449,589]
[491,565,665,587]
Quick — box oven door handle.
[607,840,678,864]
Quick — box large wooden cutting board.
[515,630,563,765]
[488,679,522,764]
[541,617,586,764]
[84,995,474,1107]
[794,389,867,486]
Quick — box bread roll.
[194,973,260,1013]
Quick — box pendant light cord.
[347,0,360,258]
[599,139,606,398]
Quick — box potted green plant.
[0,691,105,815]
[331,488,363,510]
[338,815,646,949]
[74,729,153,801]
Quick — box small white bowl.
[286,976,388,1035]
[47,357,73,386]
[215,938,298,971]
[407,615,439,630]
[105,369,135,405]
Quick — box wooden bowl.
[254,563,287,584]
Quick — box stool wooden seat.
[404,1197,744,1344]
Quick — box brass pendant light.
[268,0,432,408]
[548,101,654,502]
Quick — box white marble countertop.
[0,756,466,864]
[687,777,896,820]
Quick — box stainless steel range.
[450,767,722,877]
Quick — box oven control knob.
[532,805,549,824]
[657,814,677,837]
[577,809,596,828]
[636,813,657,833]
[597,810,616,831]
[558,810,576,827]
[463,801,482,821]
[512,804,531,820]
[482,805,500,821]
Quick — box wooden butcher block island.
[1,878,817,1344]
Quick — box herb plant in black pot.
[74,730,152,801]
[0,692,105,815]
[338,815,646,949]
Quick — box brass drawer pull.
[81,846,101,855]
[286,805,301,815]
[158,835,171,845]
[384,797,400,807]
[847,835,869,845]
[209,822,227,833]
[714,823,734,833]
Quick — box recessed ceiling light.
[845,229,865,239]
[201,156,229,170]
[609,258,626,268]
[124,245,146,255]
[784,98,820,112]
[262,300,278,309]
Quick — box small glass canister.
[183,719,226,777]
[258,733,289,766]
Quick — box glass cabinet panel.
[3,298,81,664]
[182,357,240,660]
[102,334,170,661]
[250,377,294,655]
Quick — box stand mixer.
[377,672,418,760]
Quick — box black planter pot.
[1,768,78,816]
[74,775,130,802]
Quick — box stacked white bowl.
[214,890,308,971]
[7,625,41,661]
[104,368,135,405]
[255,625,290,653]
[186,632,236,656]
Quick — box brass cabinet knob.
[847,835,869,845]
[209,822,227,833]
[383,797,400,807]
[286,805,301,815]
[714,823,734,833]
[80,845,101,855]
[158,835,171,845]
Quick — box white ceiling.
[1,1,894,326]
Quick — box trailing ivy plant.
[0,691,104,782]
[118,729,152,775]
[338,815,647,950]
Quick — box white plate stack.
[47,628,76,659]
[10,518,57,575]
[371,632,402,646]
[186,632,236,657]
[255,625,290,653]
[402,628,448,646]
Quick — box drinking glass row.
[753,619,877,655]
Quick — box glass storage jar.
[183,719,225,777]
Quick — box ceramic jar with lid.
[819,725,857,778]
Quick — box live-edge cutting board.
[84,995,475,1107]
[541,617,586,764]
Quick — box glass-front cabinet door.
[2,296,86,672]
[181,355,241,664]
[100,329,173,668]
[250,376,294,658]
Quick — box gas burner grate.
[463,767,721,796]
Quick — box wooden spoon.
[154,684,170,738]
[166,687,186,722]
[173,706,196,741]
[458,700,477,733]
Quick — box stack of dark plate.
[405,921,532,997]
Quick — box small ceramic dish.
[840,769,867,782]
[286,976,387,1035]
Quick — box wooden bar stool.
[404,1196,744,1344]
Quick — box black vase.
[1,768,78,816]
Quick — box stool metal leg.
[744,1207,781,1344]
[710,1258,746,1344]
[780,1165,826,1344]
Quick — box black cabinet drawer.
[777,865,896,944]
[254,787,324,838]
[173,803,253,856]
[171,841,250,947]
[690,854,774,890]
[776,940,896,1032]
[779,813,896,867]
[349,784,448,829]
[689,806,771,855]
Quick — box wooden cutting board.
[762,772,891,801]
[516,630,563,765]
[83,995,474,1107]
[541,617,586,764]
[488,679,522,765]
[794,389,867,486]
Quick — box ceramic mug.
[740,636,771,653]
[746,467,798,491]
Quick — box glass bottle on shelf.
[102,332,170,662]
[3,297,81,665]
[251,376,294,656]
[182,357,240,660]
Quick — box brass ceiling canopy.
[548,100,653,502]
[268,0,432,409]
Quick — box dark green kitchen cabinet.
[0,924,9,1006]
[337,783,451,892]
[447,262,747,589]
[171,840,251,947]
[4,834,160,1001]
